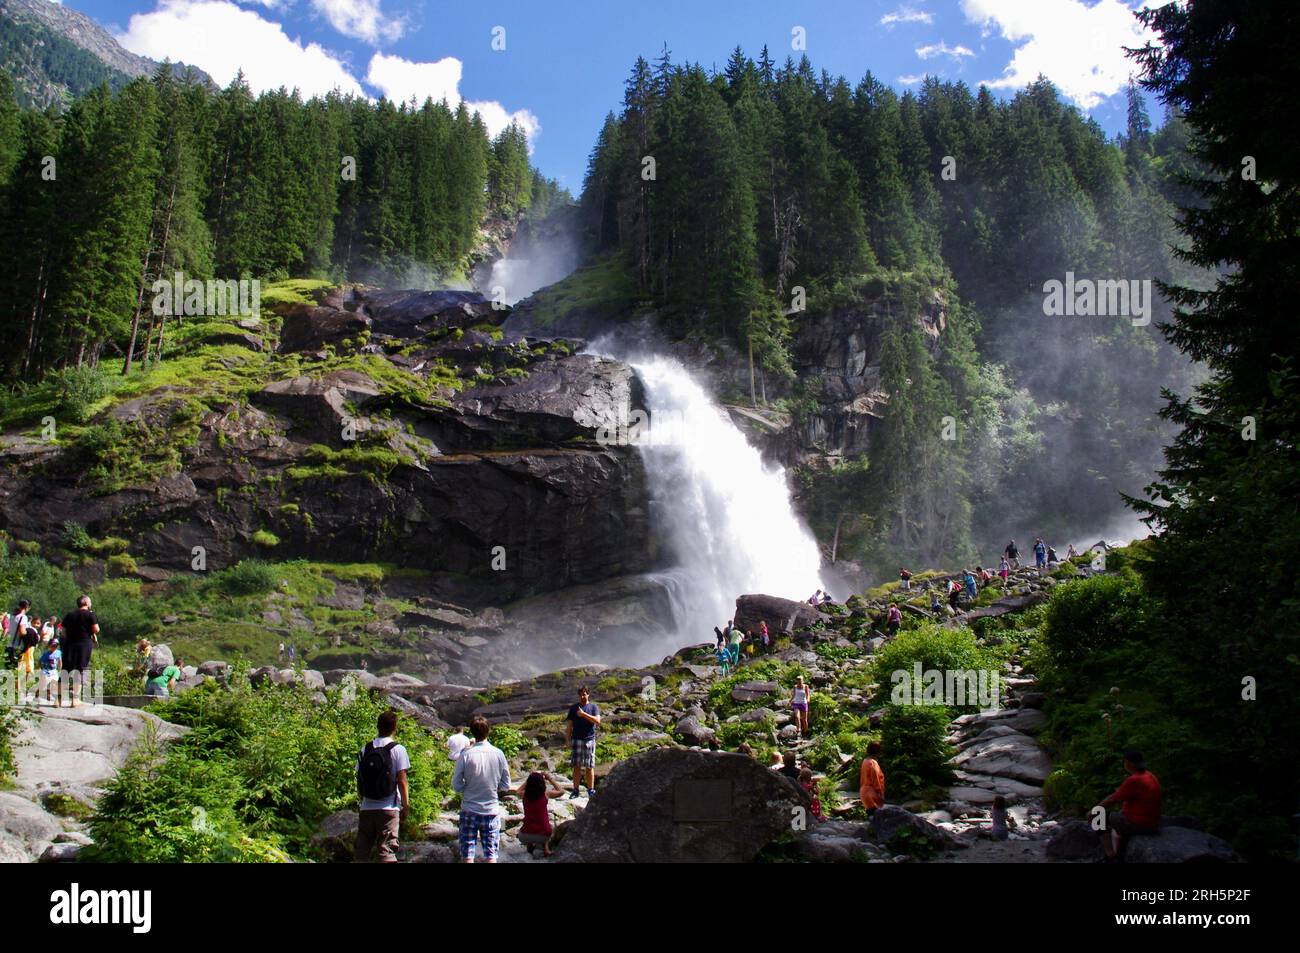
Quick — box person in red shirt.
[514,771,565,858]
[1098,749,1162,861]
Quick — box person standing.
[728,626,744,668]
[453,716,512,863]
[759,620,770,654]
[899,568,912,591]
[886,603,902,636]
[1033,538,1048,573]
[565,686,601,799]
[859,742,886,826]
[354,709,410,863]
[37,638,62,707]
[446,725,472,763]
[790,676,811,737]
[60,596,99,708]
[1004,540,1020,569]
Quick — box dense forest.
[578,47,1206,570]
[0,68,566,377]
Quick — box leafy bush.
[52,365,116,424]
[210,560,279,597]
[1041,573,1150,671]
[252,530,280,548]
[105,553,138,578]
[870,623,1001,712]
[487,723,529,759]
[90,579,156,642]
[86,680,451,862]
[60,521,94,552]
[880,705,954,801]
[0,553,79,618]
[0,707,19,784]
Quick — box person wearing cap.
[1097,749,1162,861]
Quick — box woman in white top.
[790,676,811,737]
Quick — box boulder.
[311,810,358,862]
[1045,819,1102,860]
[734,594,826,636]
[39,843,83,863]
[674,715,716,747]
[730,680,780,704]
[278,304,371,352]
[1125,826,1237,864]
[553,748,809,863]
[197,660,231,678]
[795,819,888,863]
[951,730,1052,785]
[252,370,382,439]
[871,805,964,852]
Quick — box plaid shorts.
[571,736,596,769]
[458,810,500,861]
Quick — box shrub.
[52,365,116,424]
[86,680,450,862]
[0,707,18,784]
[252,530,280,548]
[0,553,78,618]
[60,521,94,552]
[880,705,954,801]
[210,560,279,597]
[90,579,156,642]
[870,623,1001,713]
[105,553,139,578]
[1041,573,1150,671]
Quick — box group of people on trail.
[354,685,605,863]
[806,589,833,606]
[3,595,100,706]
[1004,538,1061,574]
[714,619,771,675]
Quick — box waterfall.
[620,353,826,643]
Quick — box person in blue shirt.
[452,715,512,863]
[565,687,601,799]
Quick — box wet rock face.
[0,286,655,608]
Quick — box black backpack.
[359,741,397,800]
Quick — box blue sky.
[72,0,1165,191]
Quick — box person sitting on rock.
[1097,749,1162,862]
[799,768,824,821]
[989,795,1010,841]
[807,590,822,605]
[515,771,565,858]
[779,751,802,783]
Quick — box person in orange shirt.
[859,741,886,829]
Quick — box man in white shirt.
[446,725,471,762]
[354,709,410,863]
[452,716,512,863]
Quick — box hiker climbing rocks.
[964,570,977,601]
[899,568,912,590]
[800,768,824,821]
[728,626,744,667]
[886,603,902,636]
[1004,540,1020,569]
[1033,538,1048,573]
[453,715,512,863]
[998,555,1011,583]
[144,656,184,698]
[565,686,600,799]
[37,638,62,707]
[1097,749,1162,862]
[355,709,410,863]
[759,620,771,654]
[790,676,811,737]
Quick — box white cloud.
[961,0,1161,108]
[897,74,926,85]
[881,6,934,27]
[117,0,364,97]
[309,0,405,45]
[366,52,540,144]
[916,40,975,60]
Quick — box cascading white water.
[626,355,826,640]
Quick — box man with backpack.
[355,709,410,863]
